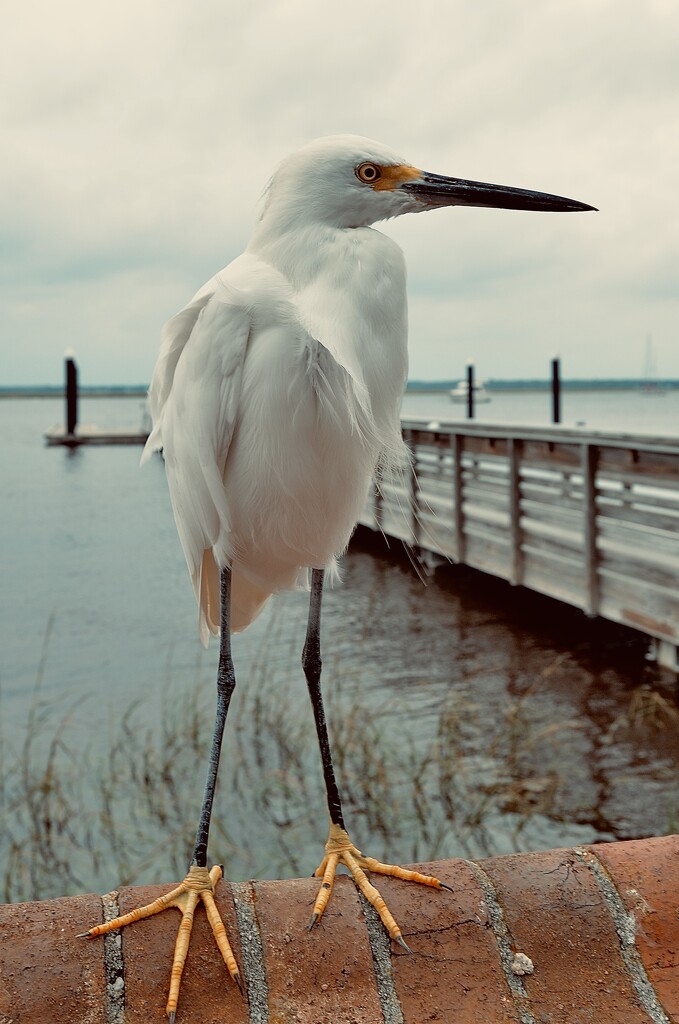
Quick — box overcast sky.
[2,0,677,385]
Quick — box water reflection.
[3,532,678,903]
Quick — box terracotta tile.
[483,846,652,1024]
[117,878,248,1024]
[3,839,678,1023]
[377,857,523,1023]
[254,872,385,1023]
[594,835,679,1021]
[0,892,106,1024]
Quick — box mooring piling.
[466,361,475,419]
[551,355,561,424]
[65,349,78,436]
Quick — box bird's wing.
[142,276,252,636]
[142,280,215,447]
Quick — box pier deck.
[360,418,679,668]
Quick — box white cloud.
[1,0,677,383]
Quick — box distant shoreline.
[2,379,677,399]
[406,380,679,394]
[0,387,149,399]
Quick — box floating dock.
[44,424,148,447]
[361,418,679,670]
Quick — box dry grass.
[2,613,678,904]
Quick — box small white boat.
[449,379,491,403]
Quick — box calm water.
[1,394,678,902]
[401,387,679,434]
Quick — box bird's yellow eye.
[356,162,382,184]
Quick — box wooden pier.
[360,418,679,670]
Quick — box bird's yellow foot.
[310,823,451,951]
[80,864,241,1022]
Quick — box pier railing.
[361,419,679,663]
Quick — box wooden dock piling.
[551,356,561,424]
[65,352,78,435]
[466,362,474,419]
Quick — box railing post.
[582,442,599,616]
[407,430,419,547]
[508,437,523,585]
[451,433,465,563]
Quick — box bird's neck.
[248,219,347,289]
[249,219,409,441]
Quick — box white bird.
[82,134,594,1021]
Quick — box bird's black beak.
[400,171,596,213]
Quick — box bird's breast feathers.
[146,228,408,458]
[144,230,409,579]
[217,233,410,432]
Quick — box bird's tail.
[197,549,271,646]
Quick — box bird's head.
[258,134,596,232]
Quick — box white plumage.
[143,136,414,641]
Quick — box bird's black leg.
[302,568,345,829]
[83,564,242,1021]
[303,566,449,941]
[191,565,236,868]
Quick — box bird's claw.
[310,823,449,952]
[81,865,240,1023]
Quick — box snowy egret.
[82,135,595,1020]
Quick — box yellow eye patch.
[355,163,422,191]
